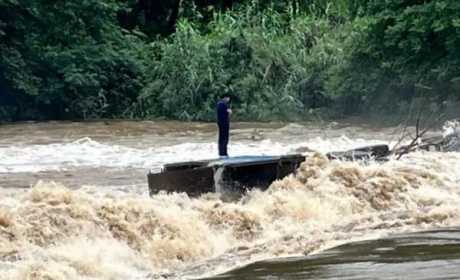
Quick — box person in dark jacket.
[216,94,232,157]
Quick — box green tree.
[0,0,147,120]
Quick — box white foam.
[0,137,387,173]
[2,152,460,279]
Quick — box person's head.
[221,93,231,103]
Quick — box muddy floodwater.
[1,120,460,280]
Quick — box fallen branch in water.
[391,109,445,159]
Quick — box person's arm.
[226,102,232,115]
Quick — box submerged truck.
[148,154,306,196]
[147,144,391,197]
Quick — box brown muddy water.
[1,120,460,280]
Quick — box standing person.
[216,93,232,158]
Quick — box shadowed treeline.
[0,0,459,121]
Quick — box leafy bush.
[0,0,147,120]
[326,0,460,114]
[138,6,347,121]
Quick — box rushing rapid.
[0,121,459,280]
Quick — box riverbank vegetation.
[1,0,459,121]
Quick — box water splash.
[2,151,460,279]
[0,137,387,173]
[213,167,225,194]
[442,120,460,152]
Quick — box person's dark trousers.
[218,123,229,156]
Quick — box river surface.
[0,120,459,280]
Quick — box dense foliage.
[1,0,459,121]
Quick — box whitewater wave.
[0,137,386,173]
[1,151,460,279]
